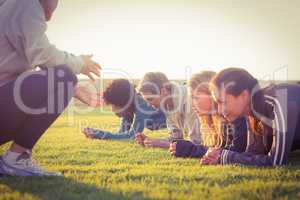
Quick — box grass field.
[1,107,300,200]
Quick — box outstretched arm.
[75,86,103,107]
[19,1,101,79]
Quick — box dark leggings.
[0,65,77,149]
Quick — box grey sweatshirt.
[0,0,84,87]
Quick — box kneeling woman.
[83,79,166,140]
[201,68,300,166]
[170,71,248,158]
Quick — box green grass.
[1,107,300,200]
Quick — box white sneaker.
[0,152,62,177]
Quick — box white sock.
[3,150,22,164]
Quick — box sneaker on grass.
[0,152,62,177]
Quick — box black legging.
[0,65,77,149]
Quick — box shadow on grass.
[0,176,145,200]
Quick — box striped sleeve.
[219,95,288,166]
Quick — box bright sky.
[47,0,300,80]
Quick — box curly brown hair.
[103,79,136,109]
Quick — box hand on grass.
[169,142,177,156]
[82,127,98,139]
[200,147,222,165]
[135,133,148,146]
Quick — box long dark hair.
[211,68,273,135]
